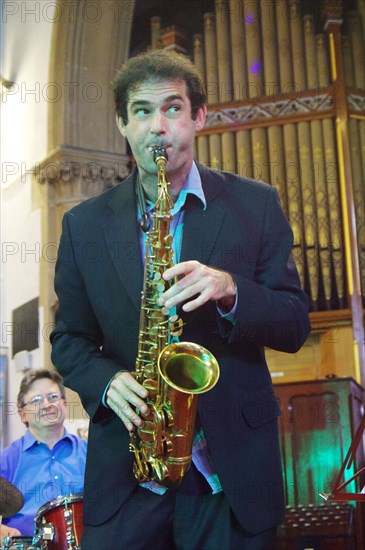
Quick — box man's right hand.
[106,371,149,432]
[0,524,21,543]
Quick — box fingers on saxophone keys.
[122,386,149,415]
[109,391,148,426]
[122,408,144,432]
[111,400,146,431]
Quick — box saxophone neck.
[154,149,174,212]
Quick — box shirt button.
[54,475,58,480]
[51,456,55,459]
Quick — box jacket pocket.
[242,390,281,428]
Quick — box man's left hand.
[158,260,236,312]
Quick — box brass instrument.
[129,147,220,489]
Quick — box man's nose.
[150,111,167,134]
[43,396,54,406]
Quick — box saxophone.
[129,147,220,489]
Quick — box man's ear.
[18,407,26,424]
[116,115,127,137]
[194,105,207,132]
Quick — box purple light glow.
[245,12,255,25]
[250,60,262,75]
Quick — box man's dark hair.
[114,49,207,125]
[17,368,66,408]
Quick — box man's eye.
[134,108,150,116]
[168,105,181,114]
[30,397,42,405]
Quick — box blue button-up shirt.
[0,429,87,535]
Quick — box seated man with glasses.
[0,368,87,541]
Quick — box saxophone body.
[129,147,220,489]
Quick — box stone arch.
[34,0,135,366]
[48,0,135,155]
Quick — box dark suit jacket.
[51,163,310,535]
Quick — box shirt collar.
[172,161,206,214]
[23,427,72,451]
[145,161,206,214]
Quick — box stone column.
[36,0,135,371]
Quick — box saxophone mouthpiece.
[152,146,167,163]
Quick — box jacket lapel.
[103,170,143,311]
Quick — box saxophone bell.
[158,342,219,394]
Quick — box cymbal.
[0,477,24,517]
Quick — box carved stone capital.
[34,145,130,204]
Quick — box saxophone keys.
[156,282,165,293]
[162,437,173,455]
[143,378,157,391]
[170,317,183,337]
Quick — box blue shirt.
[0,429,87,536]
[139,161,207,264]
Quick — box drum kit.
[0,478,83,550]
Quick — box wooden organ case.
[135,0,365,383]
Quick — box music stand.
[320,414,365,502]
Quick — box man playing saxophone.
[51,49,310,549]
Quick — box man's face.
[18,378,66,430]
[117,79,206,189]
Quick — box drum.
[34,494,83,550]
[1,536,36,550]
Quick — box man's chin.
[40,413,63,424]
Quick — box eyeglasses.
[21,392,64,408]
